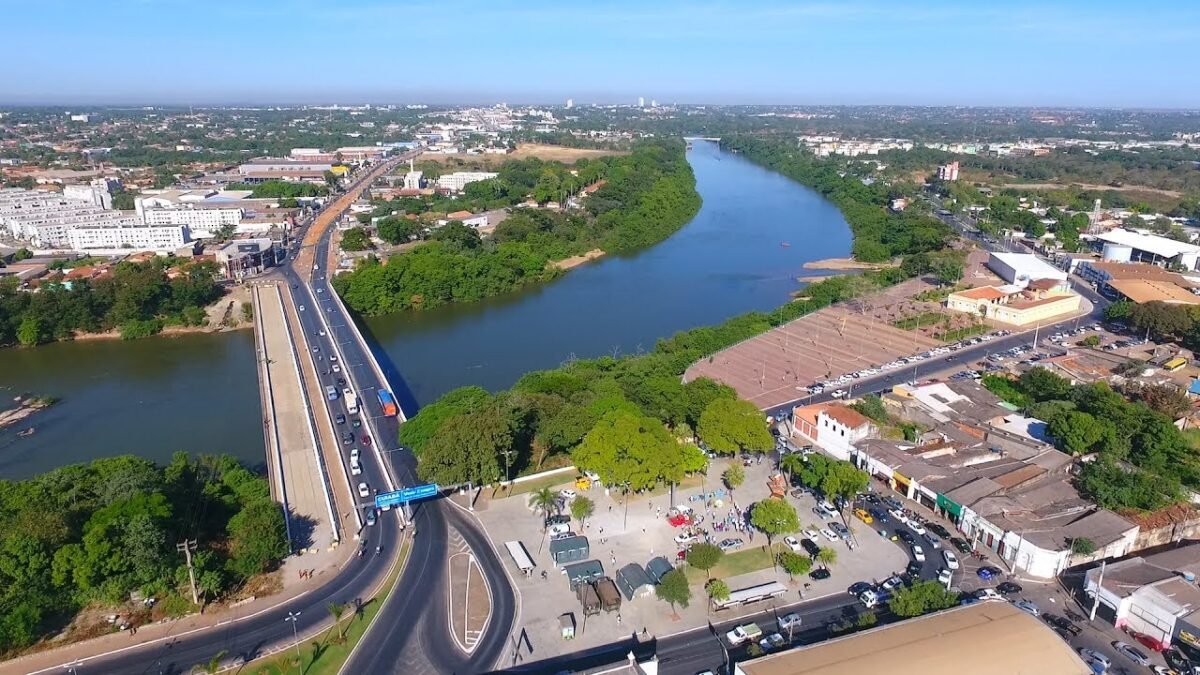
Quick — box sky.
[3,0,1199,107]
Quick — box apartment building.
[139,201,243,238]
[436,171,498,192]
[68,222,191,253]
[0,188,138,248]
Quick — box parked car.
[951,538,972,554]
[853,508,874,524]
[830,522,851,540]
[942,550,960,570]
[784,536,803,552]
[1079,649,1111,672]
[812,506,837,520]
[718,538,744,552]
[819,528,839,542]
[802,528,820,541]
[559,489,577,500]
[1113,641,1152,666]
[974,588,1004,602]
[674,533,699,545]
[896,530,916,545]
[801,538,821,557]
[937,568,953,586]
[726,623,762,646]
[977,565,1002,581]
[922,532,942,549]
[1013,599,1041,617]
[1043,613,1081,636]
[996,581,1023,595]
[910,545,926,562]
[758,633,786,651]
[1164,647,1196,674]
[848,582,874,596]
[809,568,831,580]
[869,508,889,523]
[777,613,802,631]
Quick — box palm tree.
[780,454,806,484]
[816,547,838,569]
[192,649,227,675]
[327,601,348,641]
[531,487,559,528]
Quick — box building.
[435,171,498,192]
[402,171,423,190]
[946,280,1081,326]
[236,158,332,183]
[566,98,574,109]
[67,222,190,253]
[1084,544,1200,651]
[789,403,876,461]
[214,238,282,281]
[0,188,139,248]
[1105,278,1200,306]
[987,252,1069,285]
[936,160,960,181]
[1096,229,1200,271]
[614,563,655,600]
[139,202,244,238]
[63,178,120,209]
[68,113,91,123]
[735,602,1089,675]
[638,97,645,107]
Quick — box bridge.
[22,153,517,675]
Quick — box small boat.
[780,242,791,248]
[17,427,34,437]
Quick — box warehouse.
[1095,229,1200,271]
[986,252,1068,285]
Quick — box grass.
[243,541,411,675]
[1183,428,1200,450]
[892,312,946,331]
[491,470,575,499]
[683,543,787,583]
[936,323,990,342]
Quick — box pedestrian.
[608,505,613,512]
[599,526,605,535]
[617,613,623,625]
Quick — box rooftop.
[1098,229,1200,259]
[735,602,1090,675]
[1089,261,1200,288]
[1105,278,1200,305]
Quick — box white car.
[784,536,803,553]
[908,522,927,536]
[975,588,1003,602]
[831,389,847,399]
[674,532,699,545]
[911,545,926,562]
[942,550,960,570]
[350,448,360,463]
[937,568,953,586]
[332,364,341,373]
[802,528,820,541]
[559,488,577,500]
[1079,649,1110,671]
[299,305,306,312]
[357,482,369,498]
[351,461,362,476]
[820,528,839,542]
[777,612,802,630]
[319,329,326,336]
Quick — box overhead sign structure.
[375,483,439,509]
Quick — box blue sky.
[3,0,1198,106]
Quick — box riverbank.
[551,248,605,270]
[802,257,895,271]
[67,322,250,342]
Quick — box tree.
[12,247,33,261]
[327,601,348,641]
[572,410,705,491]
[415,403,511,486]
[778,551,813,580]
[1047,411,1109,455]
[750,498,800,546]
[815,547,838,569]
[655,569,692,617]
[376,216,422,244]
[1018,367,1072,402]
[530,487,559,527]
[193,649,228,675]
[240,301,253,323]
[341,227,372,252]
[686,543,724,578]
[226,500,289,579]
[889,580,958,618]
[1081,335,1101,347]
[570,495,595,527]
[682,378,737,428]
[16,316,44,346]
[1104,300,1135,323]
[1071,538,1097,555]
[697,398,774,455]
[1130,383,1191,419]
[705,578,730,606]
[722,465,744,491]
[795,454,869,502]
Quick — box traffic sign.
[375,483,439,509]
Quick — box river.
[0,140,851,478]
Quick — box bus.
[712,581,788,611]
[377,390,398,417]
[345,390,359,415]
[1164,357,1188,372]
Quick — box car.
[802,528,820,541]
[974,588,1003,602]
[812,506,836,519]
[784,536,803,552]
[361,434,371,445]
[341,431,353,445]
[758,633,786,651]
[869,508,889,523]
[545,514,570,527]
[332,364,341,373]
[316,288,324,294]
[1113,641,1152,666]
[350,460,362,476]
[908,522,927,536]
[922,532,941,549]
[299,305,305,311]
[1043,613,1081,636]
[352,418,362,428]
[881,575,904,592]
[318,329,325,336]
[942,550,960,570]
[718,538,744,552]
[336,378,347,387]
[848,582,875,596]
[789,488,807,499]
[357,482,369,498]
[820,528,839,542]
[1013,599,1040,617]
[888,507,907,521]
[830,522,850,539]
[809,568,831,580]
[937,568,953,586]
[906,560,923,577]
[726,623,762,646]
[363,507,376,527]
[911,545,926,562]
[1126,629,1165,653]
[559,489,577,500]
[951,538,972,554]
[550,531,575,542]
[895,529,916,545]
[777,613,802,631]
[329,354,337,362]
[350,448,360,463]
[996,581,1023,595]
[1164,647,1196,674]
[801,538,821,557]
[674,533,698,545]
[312,345,320,353]
[883,496,904,510]
[927,523,951,538]
[335,413,346,425]
[1080,649,1112,671]
[977,565,1002,581]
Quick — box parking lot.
[473,455,908,662]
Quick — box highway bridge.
[25,153,517,675]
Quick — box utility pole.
[1089,560,1106,622]
[177,540,199,605]
[285,611,302,662]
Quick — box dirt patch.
[551,249,605,271]
[802,257,896,271]
[976,180,1182,198]
[422,144,626,167]
[796,275,835,283]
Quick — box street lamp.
[284,611,302,662]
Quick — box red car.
[361,434,371,445]
[667,514,689,527]
[1124,629,1166,652]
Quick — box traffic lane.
[442,504,517,671]
[95,521,399,674]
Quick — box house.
[790,403,876,461]
[946,279,1081,326]
[1084,544,1200,651]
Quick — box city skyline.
[2,0,1198,107]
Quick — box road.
[61,155,515,675]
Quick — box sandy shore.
[551,248,606,271]
[68,324,250,342]
[802,257,895,271]
[796,275,835,283]
[0,396,53,430]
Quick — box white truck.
[726,622,762,646]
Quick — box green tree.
[376,216,423,244]
[227,500,289,579]
[1018,367,1073,402]
[796,454,869,502]
[240,301,253,323]
[1047,411,1109,455]
[778,551,813,580]
[722,465,745,491]
[1071,538,1097,555]
[697,398,774,455]
[340,227,372,251]
[530,487,560,526]
[570,495,595,527]
[685,542,724,578]
[750,498,800,546]
[192,649,228,675]
[815,547,838,569]
[1081,335,1101,347]
[705,578,731,605]
[1104,300,1135,323]
[398,386,491,454]
[327,601,348,641]
[889,580,959,618]
[572,410,704,491]
[655,569,692,617]
[16,316,44,346]
[415,403,511,485]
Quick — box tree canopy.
[750,498,800,543]
[572,410,705,491]
[697,397,774,455]
[889,580,959,618]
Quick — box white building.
[1096,229,1200,271]
[436,171,498,193]
[63,179,119,210]
[0,188,138,248]
[403,171,423,190]
[987,252,1069,285]
[68,223,190,253]
[789,403,877,461]
[139,201,243,238]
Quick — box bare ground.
[421,144,626,167]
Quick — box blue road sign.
[375,483,439,509]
